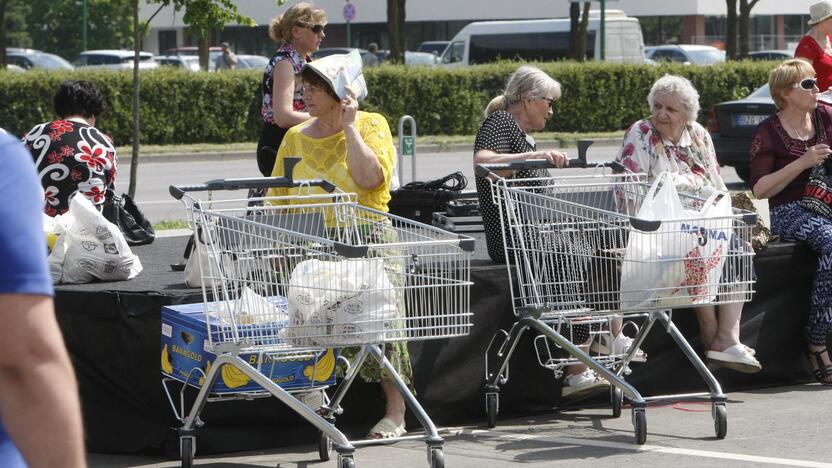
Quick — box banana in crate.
[161,297,337,393]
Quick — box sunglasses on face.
[793,77,818,91]
[299,23,325,34]
[542,97,557,109]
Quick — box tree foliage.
[155,0,257,70]
[20,0,133,60]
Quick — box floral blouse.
[615,119,726,197]
[22,119,117,216]
[261,42,308,126]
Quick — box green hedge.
[0,61,775,145]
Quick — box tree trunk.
[129,0,140,198]
[386,0,406,63]
[569,2,590,61]
[738,0,759,59]
[578,2,589,61]
[725,0,737,60]
[569,3,579,59]
[0,0,7,69]
[198,36,210,71]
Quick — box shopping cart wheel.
[338,453,355,468]
[632,408,647,445]
[318,432,332,461]
[180,436,195,468]
[485,393,499,428]
[610,386,623,418]
[713,403,727,439]
[429,447,445,468]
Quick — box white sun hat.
[808,0,832,26]
[302,49,368,101]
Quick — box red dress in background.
[796,35,832,92]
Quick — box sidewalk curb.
[120,138,623,165]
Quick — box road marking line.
[445,427,832,467]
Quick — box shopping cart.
[476,149,756,444]
[167,158,474,468]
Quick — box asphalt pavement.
[89,383,832,467]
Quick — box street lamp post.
[599,0,605,61]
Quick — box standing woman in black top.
[474,65,609,398]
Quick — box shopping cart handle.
[169,157,337,199]
[630,217,662,232]
[475,159,626,177]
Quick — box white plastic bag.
[285,258,397,346]
[48,195,142,284]
[620,172,732,309]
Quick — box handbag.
[800,108,832,218]
[102,193,155,246]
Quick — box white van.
[440,10,645,66]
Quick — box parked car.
[707,83,776,183]
[417,41,449,56]
[3,64,26,73]
[6,48,73,70]
[748,49,793,61]
[155,55,200,71]
[235,54,270,69]
[310,47,369,60]
[371,50,440,66]
[163,46,223,70]
[645,44,725,65]
[72,50,159,70]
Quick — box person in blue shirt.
[0,131,86,467]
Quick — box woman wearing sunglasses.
[473,65,621,399]
[615,74,762,374]
[751,59,832,385]
[257,2,327,176]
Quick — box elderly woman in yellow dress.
[614,74,761,373]
[267,53,409,439]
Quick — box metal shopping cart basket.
[166,158,474,467]
[476,150,756,444]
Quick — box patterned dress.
[615,119,726,197]
[750,106,832,345]
[22,119,117,217]
[474,110,548,263]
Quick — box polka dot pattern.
[475,110,547,263]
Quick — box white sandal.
[367,417,406,439]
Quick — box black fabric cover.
[58,235,819,455]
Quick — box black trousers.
[257,122,289,177]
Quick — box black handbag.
[103,193,156,246]
[799,108,832,219]
[388,172,468,224]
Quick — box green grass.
[153,220,189,231]
[115,131,625,156]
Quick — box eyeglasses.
[298,23,325,34]
[793,77,818,91]
[542,97,557,109]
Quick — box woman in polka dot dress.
[473,65,609,398]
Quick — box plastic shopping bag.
[285,258,397,346]
[620,172,732,309]
[48,195,143,284]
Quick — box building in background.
[140,0,814,56]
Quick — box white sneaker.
[561,369,610,398]
[591,333,647,362]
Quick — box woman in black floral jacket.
[22,80,116,217]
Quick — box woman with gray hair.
[614,74,762,373]
[474,65,616,398]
